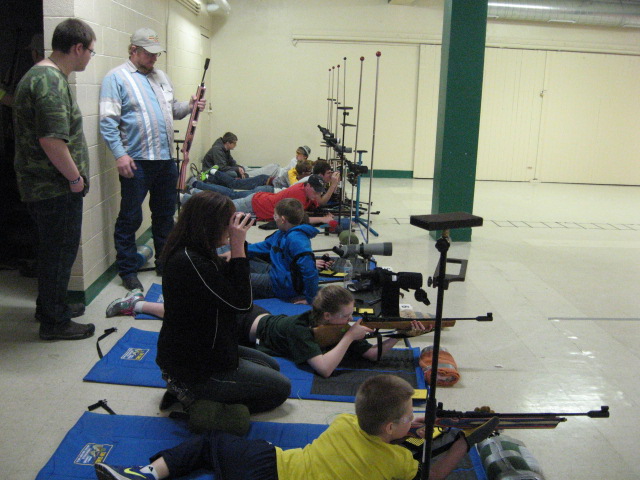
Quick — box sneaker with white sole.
[106,289,144,317]
[95,463,155,480]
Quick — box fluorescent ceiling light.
[489,2,553,10]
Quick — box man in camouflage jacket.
[13,18,97,340]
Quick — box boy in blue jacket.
[248,198,319,304]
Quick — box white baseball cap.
[130,28,165,54]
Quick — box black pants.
[28,192,83,328]
[193,346,291,413]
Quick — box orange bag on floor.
[419,346,460,387]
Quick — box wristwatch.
[70,176,82,185]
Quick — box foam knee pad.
[187,400,251,436]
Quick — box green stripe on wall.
[67,228,154,305]
[355,170,415,179]
[372,170,414,179]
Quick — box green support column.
[431,1,488,241]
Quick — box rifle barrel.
[437,405,609,419]
[363,314,492,323]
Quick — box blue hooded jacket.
[248,223,319,303]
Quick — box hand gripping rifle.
[312,313,492,349]
[435,403,609,430]
[177,58,210,192]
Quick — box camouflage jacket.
[13,65,89,202]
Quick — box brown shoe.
[40,320,95,340]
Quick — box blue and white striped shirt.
[99,60,190,161]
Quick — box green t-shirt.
[13,65,89,202]
[256,311,372,365]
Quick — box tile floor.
[1,178,639,479]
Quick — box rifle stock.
[311,315,491,349]
[177,58,210,191]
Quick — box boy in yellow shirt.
[95,374,498,480]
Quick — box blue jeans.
[114,160,177,278]
[209,170,270,190]
[192,181,255,199]
[249,259,274,299]
[27,192,83,327]
[194,346,290,413]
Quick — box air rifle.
[312,313,492,349]
[435,403,609,430]
[177,58,210,192]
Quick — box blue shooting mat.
[84,327,164,388]
[83,328,425,402]
[254,297,311,315]
[36,411,328,480]
[135,285,313,320]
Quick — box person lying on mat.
[245,285,429,378]
[155,191,291,414]
[267,147,313,190]
[301,159,341,206]
[94,374,500,480]
[247,197,319,304]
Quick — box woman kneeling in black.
[157,191,291,413]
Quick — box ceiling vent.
[175,0,202,16]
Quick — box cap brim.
[143,45,165,54]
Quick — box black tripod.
[409,212,483,480]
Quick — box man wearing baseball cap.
[99,28,206,292]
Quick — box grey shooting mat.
[310,349,420,397]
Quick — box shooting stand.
[318,125,378,241]
[350,149,378,237]
[409,212,483,480]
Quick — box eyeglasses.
[334,310,353,320]
[86,47,96,57]
[137,47,161,57]
[395,412,414,425]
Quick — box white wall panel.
[413,44,440,178]
[537,51,640,185]
[477,48,546,182]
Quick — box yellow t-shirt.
[288,166,299,186]
[276,414,418,480]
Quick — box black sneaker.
[39,320,95,340]
[95,463,155,480]
[123,274,144,292]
